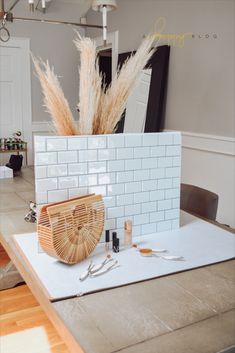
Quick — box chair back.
[180,184,218,221]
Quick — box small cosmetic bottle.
[112,231,117,250]
[124,220,132,247]
[113,237,119,253]
[105,230,110,251]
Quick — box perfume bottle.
[124,220,132,247]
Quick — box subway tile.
[125,181,142,193]
[116,194,133,206]
[68,187,88,198]
[36,178,57,192]
[58,151,77,164]
[98,173,115,185]
[173,132,181,144]
[158,132,174,145]
[143,133,158,146]
[107,206,124,219]
[117,148,134,159]
[165,208,180,220]
[142,180,157,191]
[150,211,165,222]
[134,192,149,203]
[68,137,87,150]
[88,136,106,149]
[125,134,142,147]
[116,171,133,183]
[133,225,141,236]
[134,147,150,158]
[150,190,165,201]
[107,160,125,172]
[105,219,116,230]
[165,188,180,199]
[142,201,157,213]
[58,176,78,189]
[172,177,181,188]
[35,152,57,166]
[68,163,87,175]
[88,161,106,174]
[48,189,68,203]
[134,170,150,181]
[35,166,47,179]
[48,164,67,177]
[36,191,48,204]
[98,149,115,161]
[150,146,165,157]
[173,156,181,166]
[79,150,97,162]
[88,185,106,196]
[172,218,180,229]
[157,220,172,232]
[158,178,172,189]
[134,213,149,225]
[142,158,158,169]
[108,183,125,196]
[107,134,124,148]
[166,145,181,156]
[47,138,67,151]
[158,156,172,168]
[158,199,172,211]
[125,204,141,216]
[34,136,46,152]
[103,196,116,208]
[125,159,141,171]
[172,198,180,208]
[141,223,156,235]
[166,167,180,178]
[79,174,97,187]
[150,168,165,179]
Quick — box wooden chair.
[180,183,219,221]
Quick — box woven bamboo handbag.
[38,194,105,264]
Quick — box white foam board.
[13,215,235,300]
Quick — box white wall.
[7,1,89,122]
[86,0,235,227]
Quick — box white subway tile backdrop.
[35,132,181,240]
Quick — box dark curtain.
[115,45,170,133]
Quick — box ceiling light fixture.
[0,0,103,42]
[92,0,117,45]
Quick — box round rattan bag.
[38,194,105,264]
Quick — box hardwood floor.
[0,248,70,353]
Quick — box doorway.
[0,37,32,165]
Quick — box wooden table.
[0,172,235,353]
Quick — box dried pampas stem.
[99,34,156,134]
[32,56,78,136]
[74,33,103,135]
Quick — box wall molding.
[166,130,235,156]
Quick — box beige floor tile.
[0,178,34,194]
[16,191,36,203]
[0,193,28,212]
[172,266,235,313]
[119,310,235,353]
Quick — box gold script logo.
[152,17,192,48]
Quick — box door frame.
[0,37,32,165]
[95,31,119,79]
